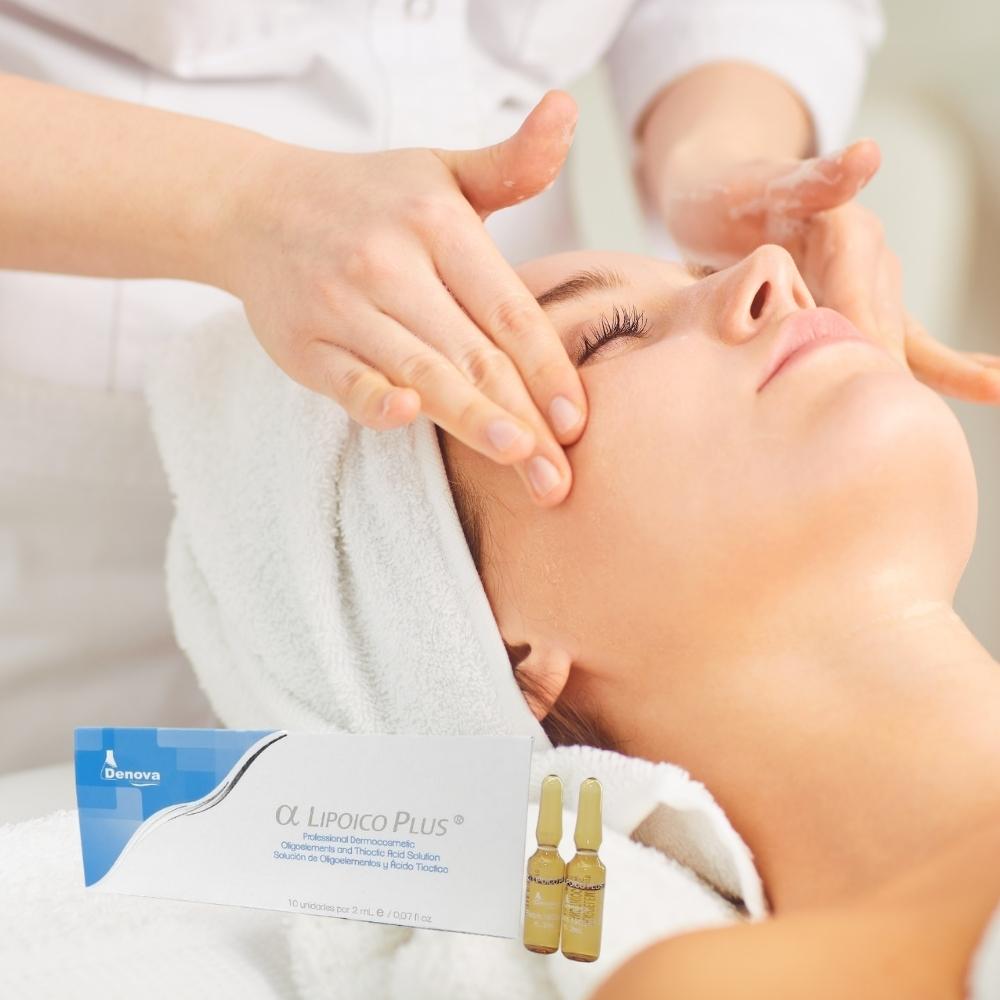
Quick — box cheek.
[762,370,978,571]
[574,339,740,516]
[543,342,742,630]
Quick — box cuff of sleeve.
[604,1,886,159]
[968,898,1000,1000]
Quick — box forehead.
[515,249,688,299]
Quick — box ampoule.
[560,776,605,962]
[523,774,566,954]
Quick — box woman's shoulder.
[867,805,1000,997]
[589,810,1000,1000]
[587,896,954,1000]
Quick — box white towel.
[0,742,766,999]
[5,787,998,997]
[0,809,295,999]
[145,306,547,746]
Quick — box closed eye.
[575,304,650,366]
[571,261,717,366]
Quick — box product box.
[74,727,533,938]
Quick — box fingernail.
[527,455,560,498]
[549,394,581,435]
[487,418,529,452]
[381,390,398,418]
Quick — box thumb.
[767,138,882,219]
[434,89,579,219]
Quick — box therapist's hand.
[224,89,586,506]
[662,139,1000,405]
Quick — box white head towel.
[146,307,548,747]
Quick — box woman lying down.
[144,242,1000,999]
[442,245,1000,999]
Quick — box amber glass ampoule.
[561,776,606,962]
[523,774,566,954]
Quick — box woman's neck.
[615,597,1000,915]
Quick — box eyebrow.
[535,267,627,309]
[534,261,704,311]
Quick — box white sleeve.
[968,898,1000,1000]
[604,0,886,158]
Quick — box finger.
[966,352,1000,370]
[427,201,589,448]
[766,138,882,219]
[372,260,576,499]
[328,305,575,505]
[870,244,908,365]
[294,338,423,428]
[905,317,1000,404]
[434,88,578,219]
[804,210,881,342]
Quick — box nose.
[712,244,814,346]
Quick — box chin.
[791,368,978,589]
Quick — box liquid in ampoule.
[561,776,605,962]
[523,774,566,954]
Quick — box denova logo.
[100,748,161,788]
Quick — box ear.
[508,640,573,722]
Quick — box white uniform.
[0,0,885,772]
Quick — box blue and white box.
[74,727,533,938]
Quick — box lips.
[756,307,874,392]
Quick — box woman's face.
[441,245,977,732]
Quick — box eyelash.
[572,264,720,364]
[576,303,651,365]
